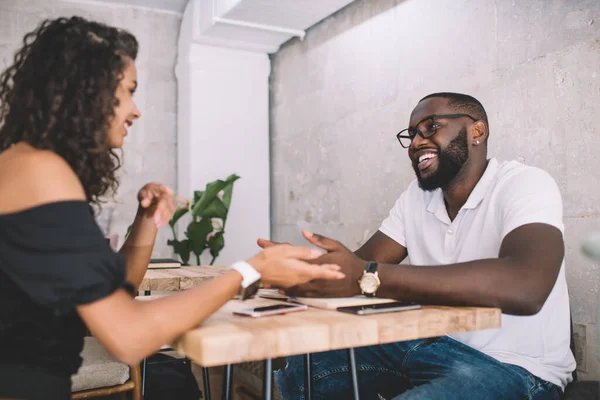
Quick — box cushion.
[71,337,130,392]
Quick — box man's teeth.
[418,153,437,163]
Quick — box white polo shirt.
[379,158,575,389]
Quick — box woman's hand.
[282,231,367,297]
[247,244,345,288]
[256,237,280,248]
[137,183,176,228]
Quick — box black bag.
[143,353,202,400]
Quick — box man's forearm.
[376,258,551,316]
[119,207,158,289]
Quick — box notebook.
[257,289,395,310]
[148,258,182,269]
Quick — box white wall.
[176,4,271,266]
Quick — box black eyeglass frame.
[396,113,478,148]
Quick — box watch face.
[360,273,380,293]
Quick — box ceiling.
[191,0,356,53]
[89,0,189,14]
[219,0,355,31]
[85,0,357,53]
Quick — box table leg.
[263,358,273,400]
[222,364,233,400]
[304,353,312,400]
[202,367,211,400]
[141,357,147,396]
[347,348,360,400]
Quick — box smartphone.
[337,301,421,315]
[233,303,308,318]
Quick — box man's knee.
[276,355,305,384]
[275,350,355,398]
[275,356,305,399]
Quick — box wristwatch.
[230,261,262,300]
[359,261,380,297]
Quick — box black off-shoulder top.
[0,201,133,399]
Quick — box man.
[260,93,575,399]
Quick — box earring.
[475,140,480,145]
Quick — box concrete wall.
[0,0,180,257]
[270,0,600,379]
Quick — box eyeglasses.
[396,113,478,148]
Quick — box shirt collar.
[462,158,498,210]
[426,158,499,219]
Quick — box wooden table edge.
[173,305,502,368]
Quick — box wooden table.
[173,298,501,400]
[139,266,227,292]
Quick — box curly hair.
[0,16,138,204]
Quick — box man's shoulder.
[494,160,558,188]
[490,160,561,207]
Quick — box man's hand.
[283,230,368,298]
[137,183,176,228]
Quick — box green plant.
[168,174,240,265]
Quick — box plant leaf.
[167,239,191,265]
[207,231,225,258]
[125,224,132,239]
[198,198,228,219]
[186,218,213,256]
[193,191,204,205]
[192,175,240,217]
[169,208,188,228]
[222,174,240,209]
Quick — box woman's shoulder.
[0,144,86,215]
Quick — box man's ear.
[472,120,488,144]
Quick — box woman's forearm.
[78,244,347,366]
[78,270,242,365]
[119,206,158,288]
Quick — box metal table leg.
[202,367,211,400]
[222,364,233,400]
[304,353,313,400]
[141,357,147,396]
[347,348,360,400]
[263,358,273,400]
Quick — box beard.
[412,127,469,191]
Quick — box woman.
[0,16,344,399]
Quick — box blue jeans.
[274,336,562,400]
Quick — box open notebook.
[257,289,395,310]
[148,258,181,269]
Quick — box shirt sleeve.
[0,201,130,315]
[496,167,564,239]
[379,190,408,247]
